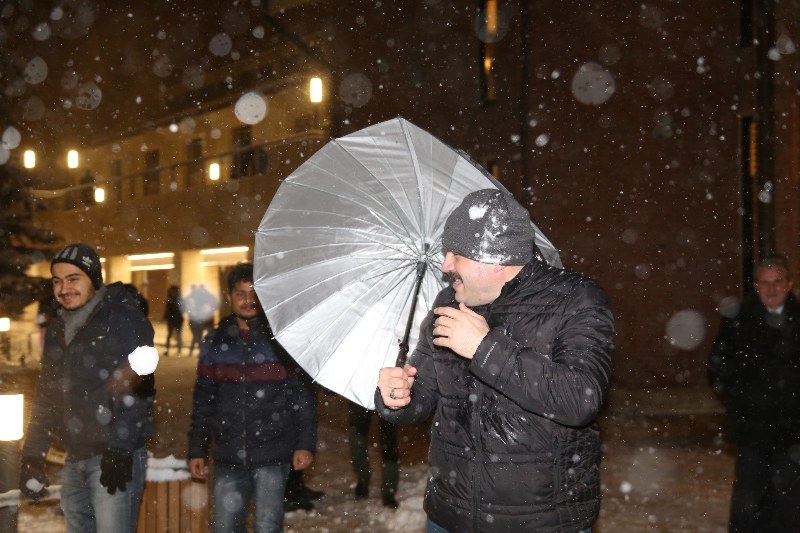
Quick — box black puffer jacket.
[709,292,800,450]
[23,282,156,461]
[187,314,317,467]
[377,259,614,532]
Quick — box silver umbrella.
[254,117,560,409]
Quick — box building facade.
[9,0,800,387]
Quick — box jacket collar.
[465,259,546,315]
[212,314,271,343]
[497,258,545,300]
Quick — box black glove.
[99,448,133,495]
[19,457,49,502]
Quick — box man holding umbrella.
[376,189,614,532]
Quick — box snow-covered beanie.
[51,243,103,289]
[441,189,535,266]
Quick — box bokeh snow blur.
[128,346,159,376]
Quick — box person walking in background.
[20,243,156,533]
[163,285,184,356]
[347,400,399,508]
[187,263,317,533]
[709,255,800,532]
[184,284,217,356]
[376,190,614,532]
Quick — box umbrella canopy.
[254,117,560,409]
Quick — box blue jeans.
[60,448,147,533]
[212,463,291,533]
[427,519,591,532]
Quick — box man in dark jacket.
[20,243,156,533]
[187,262,317,533]
[709,256,800,532]
[377,189,614,532]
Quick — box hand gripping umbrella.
[254,117,560,409]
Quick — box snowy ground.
[6,351,734,532]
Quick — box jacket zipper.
[241,339,248,469]
[472,380,484,532]
[472,302,492,532]
[552,434,561,501]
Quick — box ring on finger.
[389,389,397,400]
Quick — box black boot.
[284,468,315,512]
[382,494,399,509]
[355,479,369,499]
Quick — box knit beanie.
[441,189,535,266]
[51,243,104,289]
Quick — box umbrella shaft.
[396,254,428,367]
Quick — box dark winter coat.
[376,259,614,532]
[187,314,317,468]
[23,282,156,461]
[709,292,800,450]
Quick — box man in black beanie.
[20,242,156,533]
[375,189,614,532]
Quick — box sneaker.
[355,480,369,499]
[382,495,399,509]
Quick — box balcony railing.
[29,131,326,212]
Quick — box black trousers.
[347,401,399,497]
[729,444,800,532]
[165,322,183,352]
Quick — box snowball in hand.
[128,346,160,375]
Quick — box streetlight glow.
[310,77,323,103]
[200,246,250,255]
[94,186,105,203]
[208,162,220,181]
[23,150,36,168]
[127,252,175,260]
[0,394,23,441]
[67,149,79,168]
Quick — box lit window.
[486,160,500,179]
[479,0,498,104]
[208,162,220,181]
[23,150,36,169]
[310,76,323,103]
[67,149,79,168]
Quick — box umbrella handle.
[395,248,429,367]
[397,341,410,367]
